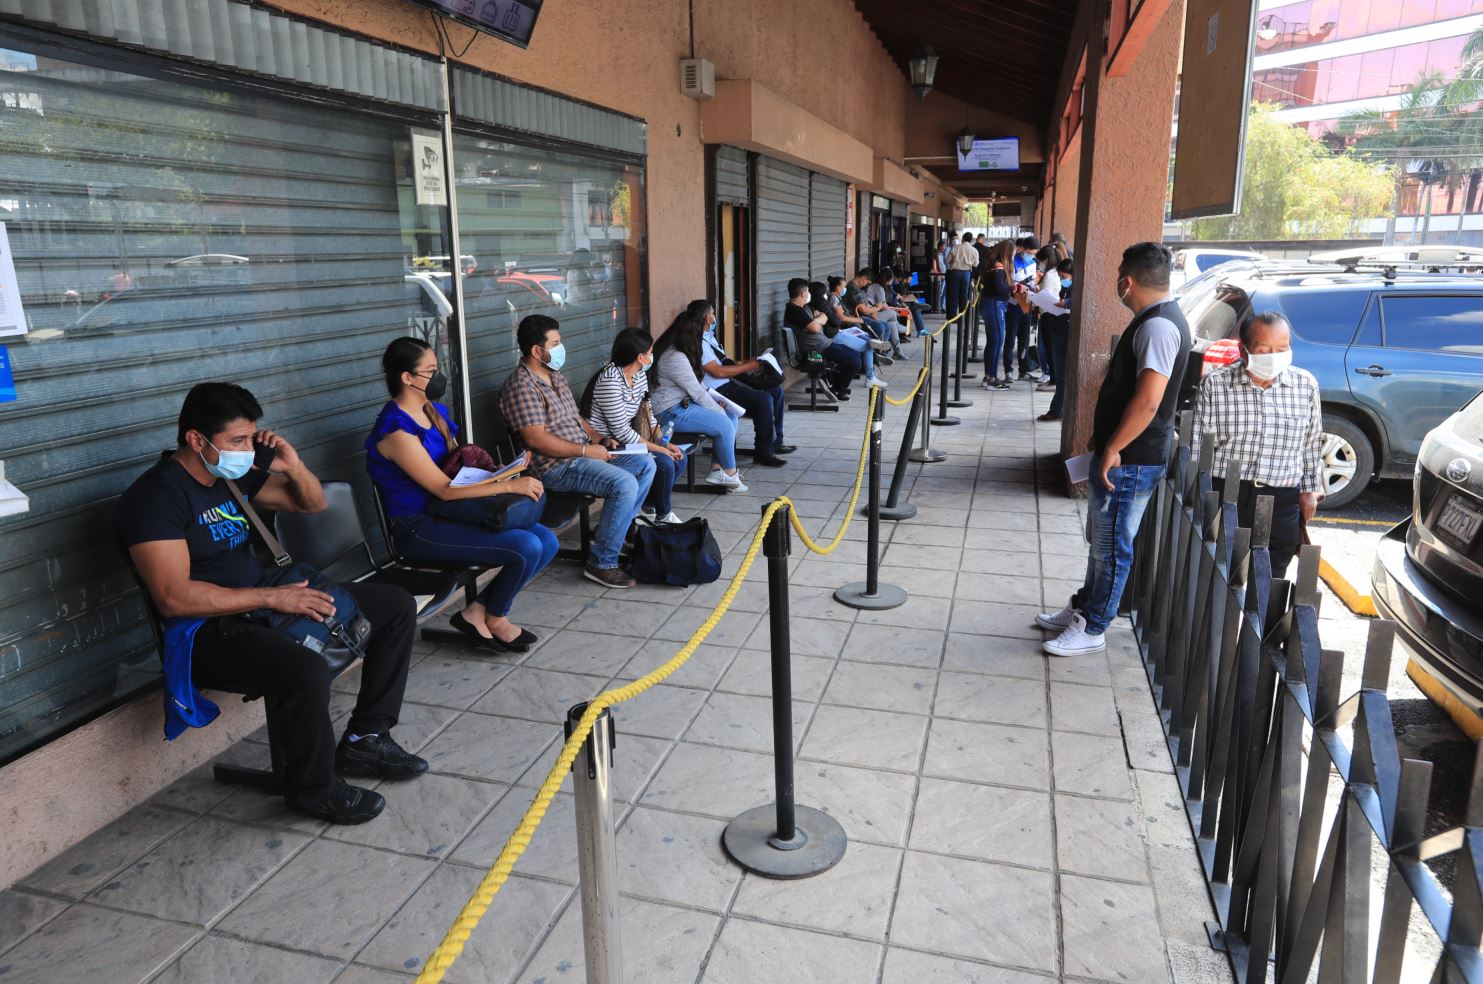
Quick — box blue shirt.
[364,401,457,517]
[1013,253,1036,285]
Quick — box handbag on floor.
[630,517,723,586]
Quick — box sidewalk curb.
[1405,658,1483,741]
[1317,558,1379,617]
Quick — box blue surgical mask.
[1062,277,1073,288]
[544,342,567,372]
[201,439,254,481]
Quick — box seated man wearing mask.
[688,298,794,468]
[117,382,425,825]
[499,314,656,589]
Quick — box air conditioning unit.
[680,58,715,100]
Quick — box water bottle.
[659,422,675,445]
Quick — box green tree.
[962,201,989,228]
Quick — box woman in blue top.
[366,337,558,653]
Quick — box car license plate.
[1437,494,1483,547]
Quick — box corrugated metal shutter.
[0,0,445,110]
[856,192,870,272]
[753,157,808,347]
[714,146,748,206]
[808,174,846,281]
[0,43,447,761]
[451,65,645,157]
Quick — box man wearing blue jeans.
[500,314,655,589]
[1038,243,1191,657]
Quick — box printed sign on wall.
[411,133,449,207]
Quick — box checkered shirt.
[1193,362,1323,493]
[498,362,590,477]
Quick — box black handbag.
[224,479,370,672]
[736,362,785,390]
[630,517,723,586]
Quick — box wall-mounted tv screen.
[409,0,544,49]
[956,137,1020,172]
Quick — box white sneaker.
[705,470,742,488]
[639,506,657,521]
[1042,614,1107,658]
[867,338,890,352]
[658,511,683,524]
[866,374,889,390]
[1035,603,1077,631]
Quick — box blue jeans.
[647,447,686,514]
[861,314,902,354]
[903,301,926,335]
[658,402,738,471]
[1071,458,1166,634]
[391,512,559,617]
[544,453,656,569]
[980,298,1006,380]
[831,330,875,377]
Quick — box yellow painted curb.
[1406,658,1483,741]
[1308,516,1399,528]
[1317,558,1379,617]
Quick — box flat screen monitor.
[408,0,544,49]
[956,137,1020,172]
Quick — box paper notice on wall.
[411,132,448,207]
[0,224,26,337]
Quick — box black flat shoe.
[775,445,797,455]
[451,611,530,654]
[753,454,788,467]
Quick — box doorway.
[717,203,752,356]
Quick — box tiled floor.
[0,320,1233,984]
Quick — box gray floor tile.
[0,889,68,956]
[882,543,963,571]
[1050,680,1123,736]
[19,804,195,900]
[799,704,928,772]
[0,904,198,982]
[504,588,588,629]
[796,761,917,848]
[420,711,556,784]
[685,692,810,755]
[640,741,774,819]
[934,671,1047,728]
[469,667,610,726]
[208,786,330,836]
[880,948,1052,984]
[333,967,413,984]
[890,851,1056,971]
[515,894,719,984]
[217,840,436,959]
[1060,874,1168,982]
[401,654,514,710]
[823,660,936,715]
[742,615,851,657]
[891,525,970,547]
[614,806,740,911]
[841,624,944,668]
[564,597,672,638]
[717,650,834,703]
[524,630,647,676]
[854,594,955,632]
[1056,794,1151,883]
[1040,533,1089,556]
[732,841,901,940]
[610,682,709,740]
[654,605,763,649]
[149,764,239,815]
[359,868,569,982]
[960,548,1043,576]
[156,934,341,984]
[1052,732,1136,800]
[448,789,578,883]
[624,641,741,690]
[685,577,771,614]
[1168,939,1236,984]
[700,918,881,984]
[950,603,1043,640]
[942,633,1047,680]
[1046,651,1114,687]
[325,774,505,859]
[923,718,1049,789]
[909,777,1053,869]
[90,814,308,925]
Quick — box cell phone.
[253,442,278,472]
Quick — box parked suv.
[1177,264,1483,508]
[1372,393,1483,714]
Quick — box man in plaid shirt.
[1193,311,1324,577]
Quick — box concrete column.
[1060,0,1186,466]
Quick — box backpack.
[630,517,723,586]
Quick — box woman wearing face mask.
[650,310,746,491]
[979,240,1015,389]
[365,337,558,653]
[585,327,688,524]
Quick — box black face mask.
[423,370,448,401]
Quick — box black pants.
[718,379,785,456]
[1041,314,1070,417]
[191,581,416,803]
[1002,304,1037,375]
[1212,479,1301,578]
[820,342,862,394]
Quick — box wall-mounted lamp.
[956,128,976,156]
[908,47,939,102]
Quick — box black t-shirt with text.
[116,455,271,589]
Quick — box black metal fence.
[1126,418,1483,984]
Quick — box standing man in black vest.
[1038,242,1191,657]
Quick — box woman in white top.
[648,310,746,492]
[585,328,687,523]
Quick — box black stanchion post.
[880,383,923,521]
[947,316,973,408]
[723,502,848,878]
[838,394,907,609]
[959,296,977,380]
[931,319,960,427]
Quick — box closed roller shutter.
[808,174,846,282]
[714,146,748,206]
[753,157,809,346]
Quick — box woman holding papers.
[649,310,747,492]
[586,328,688,524]
[365,337,558,654]
[687,299,793,468]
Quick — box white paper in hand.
[610,443,649,456]
[1064,453,1093,485]
[756,352,782,376]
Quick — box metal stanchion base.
[960,371,978,380]
[930,415,961,426]
[946,399,973,408]
[872,503,918,521]
[908,448,947,463]
[724,805,848,879]
[833,581,908,610]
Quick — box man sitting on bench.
[499,314,656,589]
[117,382,425,825]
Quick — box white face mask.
[1246,350,1292,381]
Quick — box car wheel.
[1317,415,1374,510]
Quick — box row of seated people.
[116,308,808,825]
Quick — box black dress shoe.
[753,453,788,467]
[336,732,429,781]
[288,779,385,825]
[774,444,797,455]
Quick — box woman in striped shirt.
[585,327,688,524]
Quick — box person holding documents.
[367,336,558,647]
[650,309,748,492]
[688,298,794,468]
[586,327,689,525]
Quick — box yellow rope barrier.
[882,367,929,407]
[412,388,880,983]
